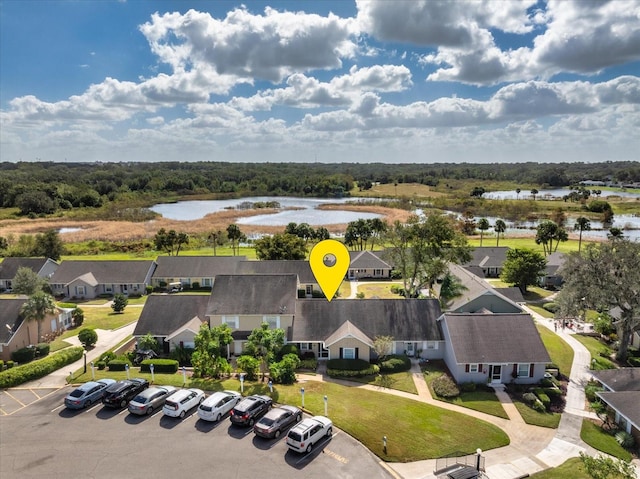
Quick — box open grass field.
[348,371,418,395]
[57,306,141,341]
[536,325,574,378]
[512,399,561,428]
[529,458,590,479]
[580,419,633,461]
[351,182,447,199]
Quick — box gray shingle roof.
[292,299,443,343]
[237,260,316,284]
[592,368,640,392]
[348,250,392,269]
[0,299,26,343]
[494,287,525,304]
[464,247,509,268]
[0,258,50,279]
[442,313,551,364]
[50,260,156,285]
[133,295,209,337]
[208,274,298,315]
[596,391,640,428]
[153,256,245,278]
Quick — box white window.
[300,343,310,351]
[469,364,479,373]
[305,285,312,295]
[223,316,239,329]
[517,363,530,377]
[343,348,355,359]
[203,278,212,287]
[105,285,112,293]
[264,316,280,328]
[76,286,85,295]
[426,341,438,350]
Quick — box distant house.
[293,298,443,360]
[540,252,566,289]
[438,313,551,385]
[0,257,59,291]
[49,260,156,299]
[592,369,640,446]
[347,250,392,280]
[151,256,245,291]
[0,298,73,361]
[237,260,318,297]
[462,247,509,278]
[133,295,209,354]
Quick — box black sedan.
[253,405,302,439]
[102,378,149,408]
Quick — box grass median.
[70,368,509,462]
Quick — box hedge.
[327,358,371,371]
[0,347,84,388]
[107,359,132,371]
[11,347,36,364]
[327,364,379,378]
[36,343,50,357]
[140,359,179,373]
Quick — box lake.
[150,196,381,225]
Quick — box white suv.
[162,388,205,418]
[286,415,332,453]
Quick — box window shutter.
[478,363,483,372]
[512,364,518,376]
[355,348,359,359]
[465,364,470,373]
[339,348,343,359]
[529,363,534,378]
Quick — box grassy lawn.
[49,337,73,352]
[529,458,589,479]
[347,371,418,395]
[68,369,509,462]
[536,325,574,377]
[572,335,616,369]
[57,306,140,341]
[355,281,404,299]
[512,399,561,428]
[529,305,554,319]
[580,419,633,461]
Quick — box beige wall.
[0,313,57,362]
[167,330,198,350]
[211,314,294,331]
[328,337,370,360]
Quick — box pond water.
[150,196,381,225]
[484,189,640,200]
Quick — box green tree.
[111,293,128,313]
[530,188,538,200]
[12,267,46,295]
[438,271,468,309]
[236,355,260,381]
[33,229,64,261]
[254,233,307,260]
[138,333,159,352]
[344,219,372,251]
[15,190,56,215]
[579,452,637,479]
[515,188,521,200]
[535,220,568,255]
[372,335,394,360]
[556,240,640,361]
[500,248,547,294]
[574,216,591,252]
[477,218,490,246]
[470,186,485,197]
[154,228,189,256]
[269,353,300,384]
[226,224,245,256]
[21,291,56,344]
[0,236,8,251]
[78,328,98,349]
[191,323,233,378]
[208,230,226,256]
[494,219,506,246]
[383,214,471,299]
[459,211,477,236]
[314,226,330,241]
[608,227,624,240]
[245,323,285,379]
[72,307,84,327]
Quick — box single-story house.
[151,255,245,290]
[133,295,209,354]
[49,260,156,299]
[347,250,393,280]
[207,274,298,355]
[0,298,74,361]
[592,368,640,445]
[438,313,551,385]
[292,298,444,360]
[237,260,319,297]
[540,252,566,289]
[462,247,509,278]
[0,257,59,291]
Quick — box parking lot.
[1,386,395,479]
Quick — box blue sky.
[1,0,639,163]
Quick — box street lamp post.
[90,361,95,380]
[324,395,328,416]
[83,351,87,374]
[300,387,305,409]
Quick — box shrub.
[98,351,116,363]
[35,343,50,357]
[585,382,604,402]
[311,289,325,298]
[327,364,379,378]
[379,355,412,373]
[543,302,559,313]
[356,292,365,299]
[327,358,371,371]
[11,347,36,364]
[297,289,306,298]
[6,360,14,369]
[107,359,131,371]
[145,285,153,295]
[278,344,299,360]
[460,382,477,393]
[0,360,3,370]
[169,346,194,366]
[140,359,178,373]
[540,378,554,388]
[432,375,460,398]
[531,399,546,412]
[269,353,300,384]
[72,308,84,327]
[522,392,538,404]
[301,351,315,360]
[297,359,318,370]
[615,431,635,449]
[628,357,640,367]
[96,361,106,370]
[78,328,98,349]
[0,347,84,388]
[236,355,260,381]
[191,282,200,289]
[534,389,551,410]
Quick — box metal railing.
[434,451,485,475]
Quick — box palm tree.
[515,188,521,200]
[531,188,538,201]
[494,219,506,246]
[608,227,624,241]
[477,218,490,246]
[573,217,591,252]
[21,291,56,344]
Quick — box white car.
[286,415,333,453]
[197,390,242,422]
[162,388,205,418]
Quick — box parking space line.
[324,448,349,464]
[3,390,26,407]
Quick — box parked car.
[253,405,302,439]
[197,390,242,422]
[162,388,205,418]
[102,378,149,408]
[286,415,333,453]
[128,385,177,416]
[229,395,272,427]
[64,379,116,409]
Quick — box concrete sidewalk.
[21,322,137,388]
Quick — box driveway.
[0,386,395,479]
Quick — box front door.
[405,342,414,357]
[490,365,502,384]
